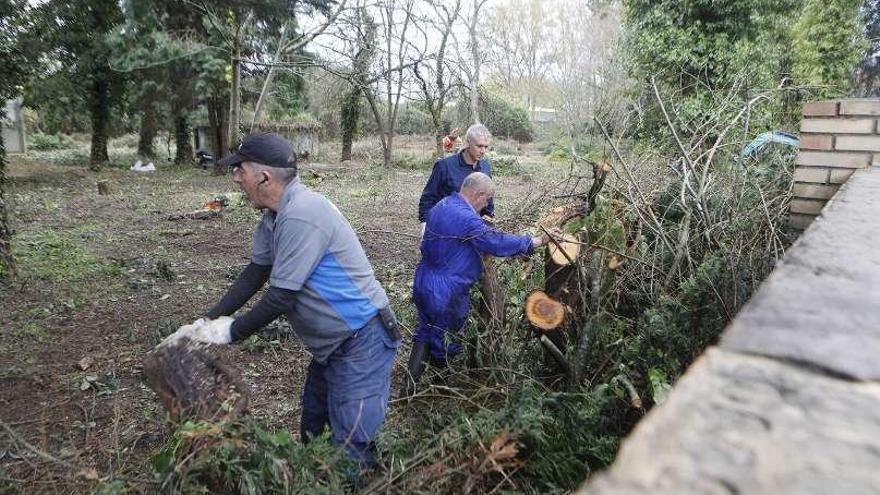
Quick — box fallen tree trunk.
[143,339,248,423]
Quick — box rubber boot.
[403,342,429,397]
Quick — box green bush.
[485,153,522,176]
[543,135,603,163]
[390,151,433,170]
[395,104,434,135]
[480,91,535,143]
[152,419,355,494]
[28,133,77,151]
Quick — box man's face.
[465,135,490,163]
[232,161,266,208]
[472,189,494,212]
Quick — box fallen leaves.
[463,430,524,494]
[77,356,93,371]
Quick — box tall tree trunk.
[228,22,243,153]
[137,87,158,159]
[433,114,444,156]
[0,133,15,282]
[207,96,228,174]
[468,0,488,124]
[174,115,192,165]
[89,76,110,169]
[340,89,360,161]
[382,133,392,168]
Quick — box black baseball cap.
[218,132,297,169]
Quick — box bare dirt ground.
[0,137,567,493]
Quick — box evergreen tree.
[0,0,32,280]
[28,0,126,169]
[857,0,880,95]
[623,0,802,136]
[792,0,866,98]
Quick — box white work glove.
[420,222,426,239]
[189,316,234,344]
[158,318,207,347]
[158,317,234,347]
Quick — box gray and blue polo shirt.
[252,179,389,362]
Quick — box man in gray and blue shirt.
[177,133,400,466]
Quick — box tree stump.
[96,179,111,195]
[525,290,565,331]
[143,339,248,423]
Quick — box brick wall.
[791,99,880,229]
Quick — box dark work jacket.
[417,151,493,222]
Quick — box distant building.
[2,98,26,153]
[532,106,558,124]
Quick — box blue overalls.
[413,193,533,360]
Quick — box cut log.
[548,232,580,266]
[525,290,565,331]
[537,202,586,230]
[143,339,248,423]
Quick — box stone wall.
[791,98,880,229]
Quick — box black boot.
[403,342,429,397]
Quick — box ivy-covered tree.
[623,0,802,136]
[28,0,126,169]
[0,0,32,281]
[112,0,230,164]
[791,0,866,98]
[340,6,376,162]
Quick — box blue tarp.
[741,131,800,160]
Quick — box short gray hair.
[461,171,494,195]
[253,163,298,184]
[465,124,492,144]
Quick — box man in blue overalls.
[418,124,494,237]
[406,172,550,394]
[177,133,400,467]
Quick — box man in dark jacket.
[406,172,550,395]
[418,124,494,237]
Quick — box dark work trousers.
[300,315,399,466]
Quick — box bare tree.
[339,5,376,161]
[362,0,418,167]
[481,0,555,114]
[412,0,463,155]
[250,0,348,131]
[197,1,348,154]
[549,1,626,140]
[462,0,489,123]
